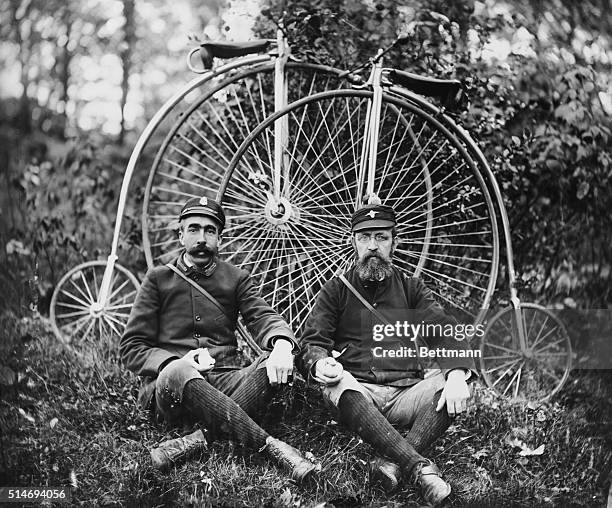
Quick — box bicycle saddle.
[198,40,271,69]
[387,70,467,111]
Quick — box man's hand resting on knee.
[266,339,294,386]
[313,357,344,386]
[436,369,471,417]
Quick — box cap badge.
[199,197,208,206]
[367,210,378,219]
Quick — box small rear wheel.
[479,303,572,401]
[50,261,140,361]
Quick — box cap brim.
[179,210,223,229]
[352,219,395,232]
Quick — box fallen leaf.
[18,408,35,423]
[519,444,545,456]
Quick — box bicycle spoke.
[57,301,90,311]
[55,310,90,320]
[61,288,91,308]
[400,247,492,280]
[502,363,524,397]
[491,360,522,388]
[532,337,566,354]
[483,342,520,355]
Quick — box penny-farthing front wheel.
[218,89,500,335]
[142,62,348,267]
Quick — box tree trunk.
[58,7,73,140]
[118,0,136,146]
[10,0,31,133]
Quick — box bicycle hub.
[264,196,296,226]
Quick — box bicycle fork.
[264,28,295,226]
[273,28,289,200]
[357,53,385,207]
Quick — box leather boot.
[369,456,400,492]
[411,459,451,506]
[263,437,318,483]
[150,429,207,470]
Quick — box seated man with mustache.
[121,197,316,480]
[297,204,477,506]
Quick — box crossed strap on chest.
[166,263,263,355]
[338,273,424,370]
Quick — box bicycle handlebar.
[188,39,275,73]
[387,70,468,111]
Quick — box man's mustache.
[188,245,215,256]
[363,252,384,261]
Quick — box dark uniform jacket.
[297,266,477,387]
[120,253,295,380]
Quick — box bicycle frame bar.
[359,55,385,204]
[273,29,290,203]
[95,54,273,306]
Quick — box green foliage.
[0,129,143,313]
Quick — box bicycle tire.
[142,61,348,268]
[479,303,572,402]
[217,89,500,334]
[50,261,140,361]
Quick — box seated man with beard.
[121,197,316,480]
[297,204,477,506]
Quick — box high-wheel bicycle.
[49,25,348,359]
[49,26,572,401]
[216,37,572,402]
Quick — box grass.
[1,311,610,507]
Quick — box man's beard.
[355,252,393,281]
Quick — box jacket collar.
[176,250,218,277]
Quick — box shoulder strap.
[338,273,390,325]
[402,273,416,309]
[338,272,423,371]
[166,263,262,355]
[167,263,230,320]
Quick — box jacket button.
[194,333,201,338]
[195,315,201,321]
